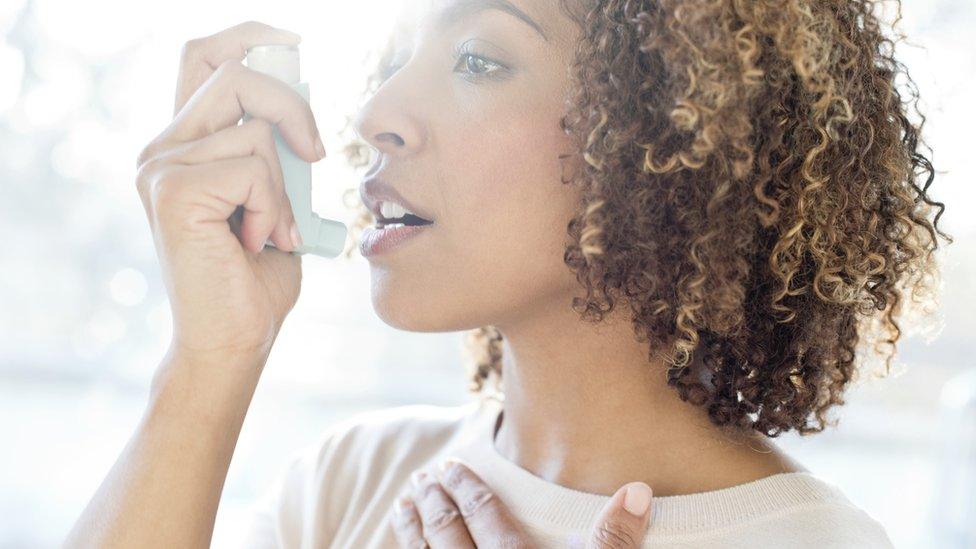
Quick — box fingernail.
[623,482,652,517]
[410,470,427,487]
[314,134,326,160]
[290,222,302,248]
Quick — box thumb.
[586,481,653,549]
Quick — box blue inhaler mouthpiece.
[244,44,347,258]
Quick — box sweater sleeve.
[744,501,895,549]
[814,503,894,549]
[235,421,361,549]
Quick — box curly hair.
[336,0,951,437]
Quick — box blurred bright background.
[1,0,974,547]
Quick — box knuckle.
[592,520,637,549]
[459,488,495,519]
[417,481,442,500]
[136,143,155,170]
[420,506,461,534]
[180,37,204,61]
[137,137,173,170]
[442,463,467,490]
[150,164,183,206]
[135,155,162,195]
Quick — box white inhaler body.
[243,44,347,258]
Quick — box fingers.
[165,59,323,165]
[149,118,297,251]
[143,20,323,172]
[174,21,300,116]
[391,496,428,549]
[586,482,653,549]
[137,155,288,254]
[407,470,476,549]
[434,459,532,548]
[134,20,322,258]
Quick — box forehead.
[395,0,571,43]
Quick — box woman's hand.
[391,459,653,549]
[66,21,328,548]
[135,20,326,367]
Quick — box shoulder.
[746,475,894,548]
[771,501,893,548]
[654,472,893,548]
[240,400,481,546]
[320,400,480,453]
[300,400,481,483]
[281,399,479,491]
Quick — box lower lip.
[360,224,434,257]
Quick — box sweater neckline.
[456,392,847,536]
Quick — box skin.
[358,0,805,510]
[356,0,585,335]
[392,459,653,548]
[65,0,806,545]
[67,21,316,549]
[63,15,650,549]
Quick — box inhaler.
[243,44,347,258]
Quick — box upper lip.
[360,176,435,223]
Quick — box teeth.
[381,223,406,229]
[379,201,410,220]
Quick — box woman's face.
[353,0,583,332]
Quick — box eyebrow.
[433,0,550,42]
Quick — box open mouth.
[376,213,434,228]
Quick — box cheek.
[368,79,582,331]
[440,104,581,297]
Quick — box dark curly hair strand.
[337,0,951,438]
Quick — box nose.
[352,86,426,158]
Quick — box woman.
[67,0,949,546]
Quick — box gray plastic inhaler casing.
[243,44,347,258]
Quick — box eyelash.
[452,42,508,81]
[380,42,508,83]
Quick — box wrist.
[148,345,269,425]
[167,335,275,369]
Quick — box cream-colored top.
[240,392,893,548]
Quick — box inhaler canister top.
[245,44,300,85]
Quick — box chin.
[367,267,497,333]
[368,267,450,332]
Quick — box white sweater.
[240,393,893,548]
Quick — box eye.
[378,43,509,83]
[452,42,507,80]
[453,52,502,77]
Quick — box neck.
[491,292,803,497]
